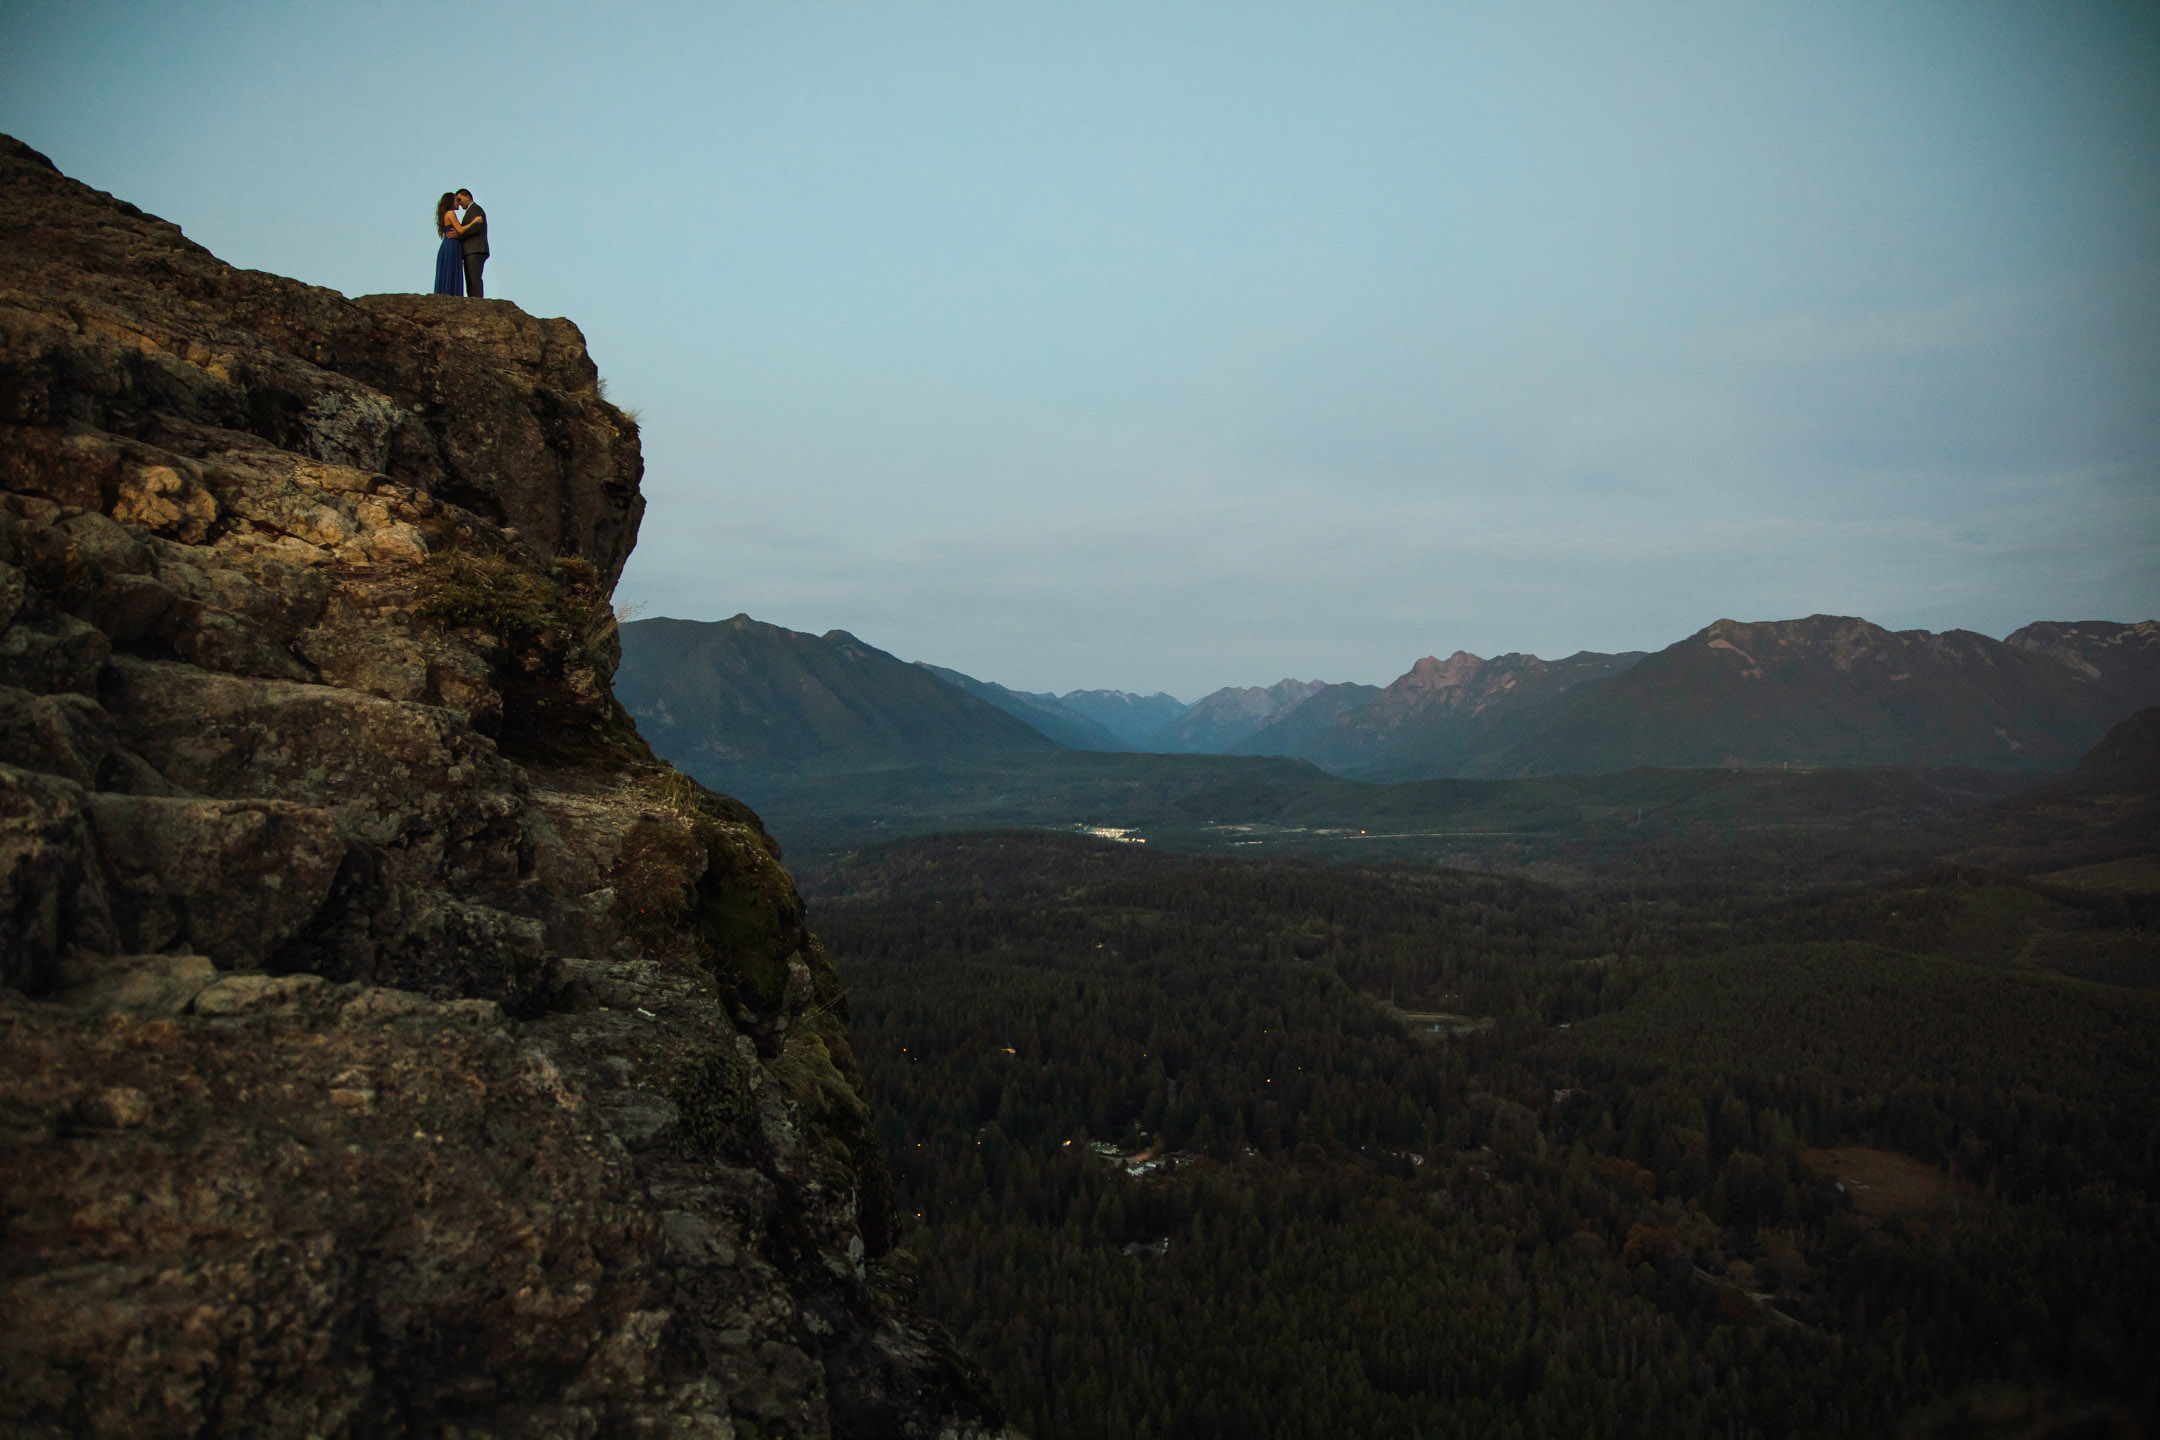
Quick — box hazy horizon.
[5,2,2155,695]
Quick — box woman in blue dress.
[432,191,466,295]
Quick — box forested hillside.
[807,834,2159,1439]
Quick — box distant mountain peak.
[1059,687,1189,707]
[1233,644,1646,778]
[2006,619,2160,687]
[1149,678,1329,753]
[1400,651,1492,694]
[1686,614,1984,680]
[617,616,1061,769]
[1409,650,1482,673]
[914,663,1133,751]
[1381,650,1562,718]
[1266,677,1329,703]
[1048,689,1191,748]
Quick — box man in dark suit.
[455,189,488,298]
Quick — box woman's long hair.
[436,192,459,234]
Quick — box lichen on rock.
[0,133,1010,1438]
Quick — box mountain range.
[617,613,2160,784]
[1257,617,2160,780]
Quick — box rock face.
[0,135,1007,1437]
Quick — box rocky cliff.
[0,135,1008,1438]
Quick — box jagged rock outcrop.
[0,135,1008,1437]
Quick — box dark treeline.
[809,833,2160,1439]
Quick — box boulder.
[85,792,347,965]
[0,606,109,694]
[0,685,113,785]
[58,951,218,1017]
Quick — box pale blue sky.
[4,2,2155,696]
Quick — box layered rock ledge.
[0,135,1007,1438]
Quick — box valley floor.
[803,814,2159,1439]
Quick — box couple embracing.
[431,189,489,297]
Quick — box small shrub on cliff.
[418,549,613,668]
[768,1005,899,1251]
[420,548,651,763]
[768,1003,865,1117]
[612,817,701,947]
[607,785,806,1026]
[653,766,773,840]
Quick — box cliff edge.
[0,135,1008,1439]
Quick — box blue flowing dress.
[433,223,465,296]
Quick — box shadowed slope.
[917,662,1131,751]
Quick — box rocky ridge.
[1231,617,2158,782]
[1472,615,2148,779]
[0,135,1007,1437]
[2004,619,2160,705]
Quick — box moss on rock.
[667,1041,759,1163]
[418,548,648,765]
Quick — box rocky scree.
[0,134,1008,1438]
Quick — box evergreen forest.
[805,831,2160,1439]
